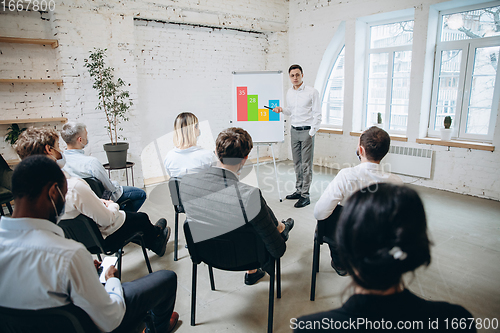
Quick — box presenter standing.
[274,64,321,208]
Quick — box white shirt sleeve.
[314,171,347,220]
[309,88,322,136]
[69,247,125,332]
[70,179,125,234]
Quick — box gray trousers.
[291,127,315,197]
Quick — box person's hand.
[93,259,102,272]
[105,266,119,281]
[100,199,114,207]
[273,106,283,113]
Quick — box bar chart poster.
[232,71,284,143]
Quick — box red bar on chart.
[237,87,248,121]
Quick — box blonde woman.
[164,112,214,178]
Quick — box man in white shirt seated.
[0,155,179,333]
[61,122,147,212]
[14,127,170,258]
[314,126,402,276]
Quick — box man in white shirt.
[61,122,147,212]
[0,155,179,333]
[314,126,402,275]
[274,64,322,208]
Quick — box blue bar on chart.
[269,100,280,121]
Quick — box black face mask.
[356,148,361,161]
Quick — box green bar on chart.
[247,95,258,121]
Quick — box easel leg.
[270,144,282,202]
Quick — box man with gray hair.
[61,122,146,212]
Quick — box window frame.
[321,45,346,129]
[362,16,415,135]
[428,2,500,142]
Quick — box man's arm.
[309,88,322,137]
[248,190,286,259]
[314,172,346,221]
[89,158,122,200]
[69,247,125,332]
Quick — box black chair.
[0,303,100,333]
[310,205,343,301]
[168,177,184,261]
[83,177,105,198]
[184,221,281,333]
[0,155,13,216]
[59,214,153,279]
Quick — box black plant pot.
[103,142,129,168]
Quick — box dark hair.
[12,155,66,200]
[288,64,303,74]
[216,127,253,165]
[359,126,390,162]
[336,183,431,291]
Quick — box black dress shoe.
[151,226,171,257]
[245,268,265,285]
[286,191,301,200]
[281,218,295,241]
[294,196,310,208]
[331,260,348,276]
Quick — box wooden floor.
[119,161,500,333]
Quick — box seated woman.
[14,127,170,257]
[295,183,475,332]
[164,112,215,178]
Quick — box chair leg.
[140,239,153,274]
[310,239,320,301]
[208,265,215,291]
[174,212,179,261]
[97,253,102,262]
[6,202,13,215]
[0,205,3,216]
[268,266,275,333]
[191,263,197,326]
[276,258,281,299]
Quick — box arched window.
[322,47,345,127]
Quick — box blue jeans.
[116,186,147,212]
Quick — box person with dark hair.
[179,127,294,285]
[61,122,147,212]
[14,127,171,258]
[314,126,402,275]
[0,155,179,333]
[163,112,215,178]
[295,183,475,332]
[273,64,322,208]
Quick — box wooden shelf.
[318,128,343,135]
[350,131,408,142]
[0,79,63,86]
[0,117,67,125]
[0,36,58,48]
[416,137,494,152]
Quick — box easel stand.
[255,143,282,202]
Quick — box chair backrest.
[168,177,184,213]
[0,303,100,333]
[58,214,107,255]
[317,205,343,245]
[83,177,105,198]
[0,154,13,191]
[184,221,269,272]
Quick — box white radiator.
[382,146,433,179]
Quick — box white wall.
[0,0,289,186]
[287,0,500,201]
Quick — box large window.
[429,3,500,141]
[321,46,345,127]
[364,19,414,133]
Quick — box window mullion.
[458,43,473,139]
[385,51,394,129]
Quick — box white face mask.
[56,154,66,168]
[50,185,66,224]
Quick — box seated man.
[14,127,170,257]
[61,122,146,212]
[0,155,178,333]
[314,126,403,276]
[179,127,294,285]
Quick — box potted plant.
[375,112,383,127]
[84,48,132,168]
[4,124,27,146]
[440,116,452,141]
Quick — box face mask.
[82,138,89,148]
[56,154,66,168]
[356,148,361,161]
[50,185,66,224]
